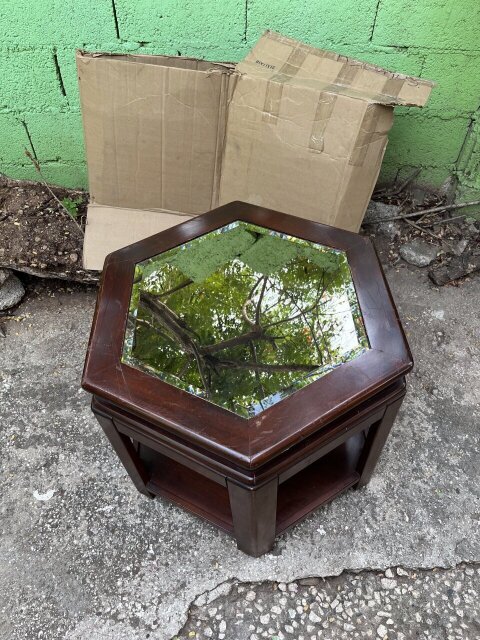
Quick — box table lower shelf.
[275,434,362,534]
[140,431,363,537]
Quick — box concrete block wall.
[1,0,479,195]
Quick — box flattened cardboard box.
[78,31,433,270]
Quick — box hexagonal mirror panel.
[122,221,369,418]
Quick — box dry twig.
[403,218,443,243]
[374,168,421,197]
[370,199,480,224]
[24,149,84,236]
[421,213,479,228]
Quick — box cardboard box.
[78,31,433,270]
[77,53,232,268]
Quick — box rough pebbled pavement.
[0,258,479,639]
[176,564,480,639]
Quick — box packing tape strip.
[262,47,308,123]
[309,93,337,153]
[349,104,389,166]
[262,76,287,123]
[373,76,405,103]
[333,62,360,86]
[349,76,404,166]
[308,63,360,152]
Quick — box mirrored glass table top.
[122,221,369,418]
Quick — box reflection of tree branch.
[177,356,193,378]
[201,331,285,355]
[138,275,322,396]
[263,300,320,329]
[263,291,286,315]
[312,310,334,361]
[282,278,334,363]
[201,328,262,354]
[135,316,172,341]
[213,359,319,372]
[140,293,199,352]
[255,276,268,325]
[192,349,211,397]
[156,278,193,298]
[139,292,210,396]
[242,299,256,327]
[242,275,265,327]
[247,275,263,301]
[307,318,323,364]
[263,279,328,330]
[250,340,266,399]
[277,289,324,364]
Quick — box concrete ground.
[178,565,479,639]
[1,258,479,640]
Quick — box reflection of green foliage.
[123,222,369,417]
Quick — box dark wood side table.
[82,202,413,557]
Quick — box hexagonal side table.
[82,202,413,557]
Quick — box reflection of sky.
[325,288,360,354]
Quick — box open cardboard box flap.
[236,31,432,107]
[78,31,433,270]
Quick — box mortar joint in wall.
[369,0,382,42]
[18,119,38,161]
[52,47,68,102]
[243,0,248,43]
[111,0,121,39]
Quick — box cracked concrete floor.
[176,564,480,639]
[0,261,479,640]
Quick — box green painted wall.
[1,1,479,196]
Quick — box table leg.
[227,478,278,557]
[94,410,154,498]
[356,395,405,488]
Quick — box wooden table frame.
[82,202,413,557]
